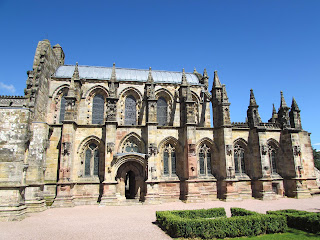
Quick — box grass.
[176,228,320,240]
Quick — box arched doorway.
[116,161,146,201]
[125,171,135,199]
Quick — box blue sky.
[0,0,319,149]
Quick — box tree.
[313,148,320,170]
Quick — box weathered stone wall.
[0,107,30,220]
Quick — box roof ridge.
[60,65,196,74]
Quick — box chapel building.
[0,40,318,220]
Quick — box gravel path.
[1,195,320,240]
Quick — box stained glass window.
[84,143,99,177]
[92,94,104,124]
[157,97,168,126]
[59,95,66,123]
[199,151,205,175]
[125,95,136,125]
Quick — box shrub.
[267,209,320,234]
[170,207,226,219]
[231,207,260,216]
[156,208,287,239]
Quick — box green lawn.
[177,228,320,240]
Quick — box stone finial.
[272,103,276,114]
[181,68,188,85]
[193,67,197,74]
[213,70,222,88]
[291,97,300,111]
[249,89,257,106]
[280,91,288,108]
[147,67,154,83]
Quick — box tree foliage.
[313,148,320,170]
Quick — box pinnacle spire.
[181,68,188,85]
[280,91,288,108]
[203,68,208,78]
[72,62,79,80]
[111,63,116,81]
[249,89,257,106]
[272,103,276,114]
[213,70,222,88]
[147,67,154,83]
[291,97,300,111]
[193,67,197,74]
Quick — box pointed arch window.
[234,144,245,174]
[268,145,277,174]
[163,144,176,176]
[84,143,99,177]
[199,144,212,176]
[157,97,168,126]
[92,94,105,124]
[125,95,136,125]
[59,94,67,123]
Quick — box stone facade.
[0,40,318,220]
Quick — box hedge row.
[169,207,226,219]
[231,207,259,216]
[267,209,320,234]
[156,208,287,239]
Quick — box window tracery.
[163,143,176,176]
[234,144,245,174]
[268,145,277,174]
[198,144,211,176]
[84,143,99,177]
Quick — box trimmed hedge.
[231,207,259,216]
[267,209,320,234]
[169,207,226,219]
[156,208,287,239]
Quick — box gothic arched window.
[59,94,66,123]
[268,145,277,174]
[125,95,136,125]
[157,97,168,126]
[84,143,99,177]
[234,144,245,174]
[163,144,176,176]
[199,144,212,176]
[92,94,105,124]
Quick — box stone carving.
[293,145,301,156]
[226,145,233,156]
[261,145,268,155]
[107,142,115,153]
[62,142,71,156]
[106,100,117,121]
[188,144,196,156]
[148,143,158,156]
